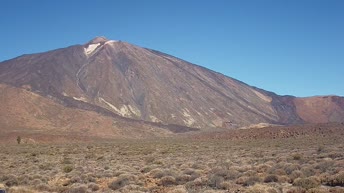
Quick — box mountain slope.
[0,37,343,139]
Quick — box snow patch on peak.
[104,40,119,45]
[85,43,100,55]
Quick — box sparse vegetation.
[16,136,21,144]
[0,130,343,192]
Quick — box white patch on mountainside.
[118,105,130,117]
[150,115,161,123]
[128,105,141,117]
[99,97,121,114]
[99,97,135,118]
[85,43,100,55]
[73,96,87,102]
[182,108,195,126]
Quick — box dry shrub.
[256,164,271,173]
[246,184,279,193]
[324,171,344,187]
[35,183,50,191]
[3,175,18,187]
[183,168,201,180]
[167,186,188,193]
[7,187,36,193]
[150,169,175,179]
[120,184,147,192]
[292,154,302,160]
[140,165,155,173]
[289,170,304,181]
[87,182,99,191]
[306,188,329,193]
[176,174,192,185]
[273,169,287,176]
[315,160,334,172]
[70,176,81,184]
[108,176,130,190]
[285,164,301,175]
[185,177,207,191]
[329,187,344,193]
[263,175,278,183]
[293,177,320,190]
[208,175,224,188]
[159,176,176,186]
[286,187,306,193]
[244,176,261,186]
[218,181,243,191]
[67,184,88,193]
[300,166,316,177]
[235,175,261,186]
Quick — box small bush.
[35,183,51,191]
[264,175,278,183]
[185,177,207,190]
[63,165,74,173]
[67,185,87,193]
[246,184,279,193]
[108,176,130,190]
[159,176,176,186]
[290,170,304,182]
[70,176,81,184]
[7,187,36,193]
[61,157,73,164]
[315,160,334,172]
[293,177,320,190]
[150,169,175,179]
[300,167,316,177]
[306,188,328,193]
[285,187,306,193]
[176,174,192,185]
[167,187,188,193]
[3,175,18,187]
[208,175,224,188]
[88,182,100,191]
[292,154,302,160]
[285,164,301,175]
[324,172,344,187]
[244,176,261,186]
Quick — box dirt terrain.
[0,123,343,193]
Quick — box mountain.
[0,37,343,141]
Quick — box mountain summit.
[0,37,343,141]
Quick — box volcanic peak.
[88,36,109,44]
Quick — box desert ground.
[0,123,343,193]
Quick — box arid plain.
[1,123,343,193]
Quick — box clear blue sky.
[1,0,343,97]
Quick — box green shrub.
[63,165,74,173]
